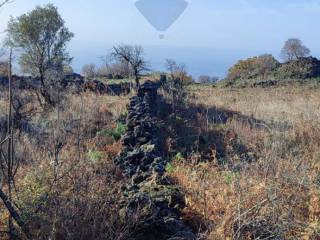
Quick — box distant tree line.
[82,61,132,80]
[81,49,197,87]
[81,45,149,87]
[198,75,219,84]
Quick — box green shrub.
[173,152,183,161]
[227,54,279,81]
[17,170,50,222]
[119,110,128,119]
[166,153,184,174]
[223,171,237,185]
[165,162,175,174]
[87,149,103,164]
[99,123,127,141]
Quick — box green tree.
[5,4,74,106]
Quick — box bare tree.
[198,75,210,84]
[98,54,132,79]
[165,59,191,88]
[164,59,191,113]
[198,75,219,84]
[281,38,310,62]
[111,44,148,87]
[100,54,113,68]
[81,63,97,79]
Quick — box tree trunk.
[7,48,14,239]
[134,69,140,89]
[0,189,32,239]
[39,73,55,107]
[135,77,140,89]
[40,86,54,106]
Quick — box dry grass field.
[2,2,320,238]
[169,85,320,239]
[1,82,320,239]
[0,92,134,239]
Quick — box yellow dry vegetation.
[171,85,320,239]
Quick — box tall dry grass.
[0,91,133,239]
[170,85,320,239]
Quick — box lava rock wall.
[114,81,195,240]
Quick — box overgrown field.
[168,85,320,239]
[0,91,135,239]
[1,82,320,239]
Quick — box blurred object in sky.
[135,0,188,38]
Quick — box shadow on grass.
[159,97,291,165]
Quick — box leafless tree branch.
[111,44,148,87]
[0,0,11,8]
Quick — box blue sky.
[1,0,320,78]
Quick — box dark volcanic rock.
[114,81,195,240]
[0,74,132,95]
[277,56,320,79]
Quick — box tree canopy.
[111,44,148,87]
[281,38,310,62]
[5,4,74,105]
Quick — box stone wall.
[114,81,195,240]
[0,75,131,96]
[82,80,131,95]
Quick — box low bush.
[87,149,103,164]
[98,122,127,141]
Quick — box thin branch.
[0,0,11,8]
[0,136,10,146]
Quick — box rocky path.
[114,81,195,240]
